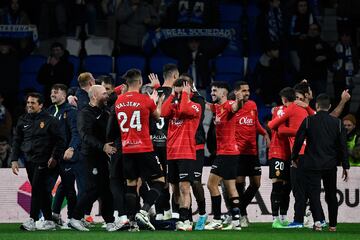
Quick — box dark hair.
[294,82,310,95]
[180,73,194,86]
[234,81,249,91]
[98,75,114,86]
[123,69,142,86]
[163,64,178,80]
[211,81,230,92]
[279,87,296,102]
[316,94,331,109]
[0,135,8,143]
[173,78,187,87]
[50,42,64,50]
[51,83,68,92]
[26,92,44,105]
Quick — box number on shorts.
[275,161,284,171]
[117,111,142,132]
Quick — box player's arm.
[179,83,200,118]
[291,118,307,162]
[106,107,120,142]
[330,89,351,118]
[268,108,290,130]
[278,124,298,137]
[294,100,316,115]
[161,93,175,118]
[10,117,24,175]
[231,90,244,113]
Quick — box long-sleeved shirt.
[161,92,200,160]
[291,111,349,170]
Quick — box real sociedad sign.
[0,25,39,44]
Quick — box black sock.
[189,205,193,222]
[179,208,189,221]
[236,182,245,199]
[143,181,165,212]
[280,182,291,216]
[211,195,222,220]
[125,186,138,220]
[271,182,283,217]
[229,197,240,220]
[172,193,179,214]
[240,185,259,216]
[163,188,171,211]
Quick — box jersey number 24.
[117,111,142,132]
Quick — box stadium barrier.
[0,167,358,223]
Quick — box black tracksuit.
[72,104,114,223]
[292,111,350,227]
[11,111,65,221]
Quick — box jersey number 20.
[117,111,142,132]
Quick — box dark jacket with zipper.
[11,111,65,164]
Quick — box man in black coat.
[291,94,350,232]
[11,92,65,231]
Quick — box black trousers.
[302,169,323,223]
[321,168,338,227]
[290,166,306,223]
[72,154,114,223]
[25,161,53,221]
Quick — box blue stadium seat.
[149,56,177,81]
[215,73,243,88]
[115,55,146,77]
[215,56,244,75]
[247,55,261,74]
[247,4,260,17]
[83,55,113,77]
[19,55,46,99]
[219,4,243,23]
[68,55,80,87]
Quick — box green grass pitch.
[0,223,359,240]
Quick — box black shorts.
[167,160,195,184]
[269,158,290,181]
[193,149,204,182]
[154,146,167,176]
[210,155,239,180]
[122,152,163,180]
[237,155,262,177]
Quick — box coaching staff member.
[69,85,118,232]
[11,92,65,231]
[291,94,350,232]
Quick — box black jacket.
[47,102,80,162]
[191,91,206,145]
[75,88,90,111]
[10,111,65,163]
[291,111,350,170]
[77,104,109,159]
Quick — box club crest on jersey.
[39,121,45,129]
[250,110,255,116]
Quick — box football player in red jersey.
[268,87,295,228]
[233,81,270,227]
[205,81,244,230]
[161,78,201,231]
[114,69,165,231]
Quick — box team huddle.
[11,63,350,232]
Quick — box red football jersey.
[268,106,291,160]
[115,91,156,153]
[161,92,201,160]
[210,100,239,155]
[235,100,267,156]
[268,102,309,154]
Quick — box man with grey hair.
[69,85,119,232]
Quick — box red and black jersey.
[191,92,206,150]
[115,91,156,154]
[268,106,291,160]
[161,92,201,160]
[234,100,267,156]
[210,100,239,155]
[268,102,309,154]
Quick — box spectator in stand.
[299,23,336,96]
[257,0,285,51]
[115,0,160,55]
[253,44,284,106]
[343,114,360,166]
[0,93,12,140]
[332,31,359,103]
[0,136,11,168]
[289,0,316,72]
[0,41,20,116]
[38,0,67,38]
[164,0,219,28]
[37,42,74,106]
[0,0,34,56]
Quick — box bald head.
[89,85,108,107]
